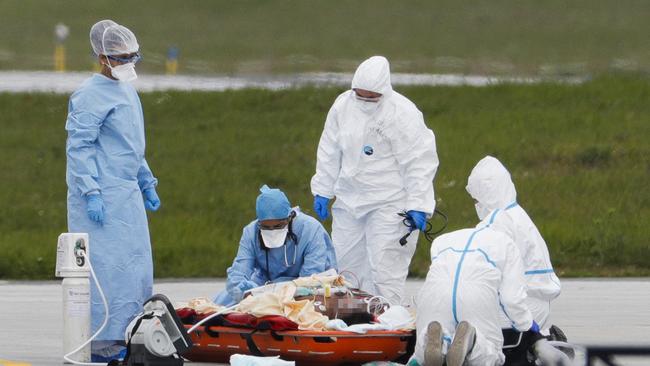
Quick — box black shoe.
[424,321,444,366]
[446,321,476,366]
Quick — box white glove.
[533,339,572,366]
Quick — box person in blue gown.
[65,19,160,361]
[214,185,338,306]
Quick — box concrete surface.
[1,278,649,365]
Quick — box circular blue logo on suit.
[363,145,374,156]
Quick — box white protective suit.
[467,156,561,329]
[310,56,439,304]
[411,226,534,366]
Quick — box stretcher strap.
[244,330,265,357]
[270,331,284,341]
[205,325,221,338]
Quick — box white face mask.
[354,94,382,114]
[475,202,491,220]
[260,228,288,249]
[109,62,137,82]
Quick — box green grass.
[1,0,650,75]
[1,74,649,279]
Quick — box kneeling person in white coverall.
[310,56,439,304]
[466,156,561,331]
[410,225,543,366]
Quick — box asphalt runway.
[1,278,649,366]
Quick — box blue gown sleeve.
[298,222,331,277]
[137,158,158,191]
[226,226,259,300]
[65,99,104,197]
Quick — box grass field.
[1,74,649,280]
[1,0,650,76]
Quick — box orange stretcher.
[183,325,415,365]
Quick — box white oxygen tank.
[62,277,91,362]
[56,233,91,363]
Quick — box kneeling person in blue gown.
[214,185,338,306]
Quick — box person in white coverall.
[409,225,541,366]
[310,56,439,304]
[466,156,561,330]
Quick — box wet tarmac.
[1,278,648,365]
[0,71,583,94]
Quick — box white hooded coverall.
[467,156,561,329]
[310,56,439,304]
[411,226,534,366]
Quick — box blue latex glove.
[240,280,257,292]
[406,210,427,231]
[313,195,330,220]
[530,320,541,333]
[233,280,258,301]
[86,194,105,224]
[143,187,161,211]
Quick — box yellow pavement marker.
[0,359,32,366]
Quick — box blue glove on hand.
[313,195,330,220]
[406,210,427,231]
[143,188,161,211]
[86,194,105,224]
[530,320,541,333]
[233,280,258,301]
[240,280,257,292]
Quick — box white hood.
[351,56,393,96]
[466,156,517,210]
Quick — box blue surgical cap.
[256,185,291,220]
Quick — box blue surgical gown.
[65,74,157,341]
[214,212,338,306]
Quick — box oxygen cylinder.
[62,275,91,362]
[57,233,92,362]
